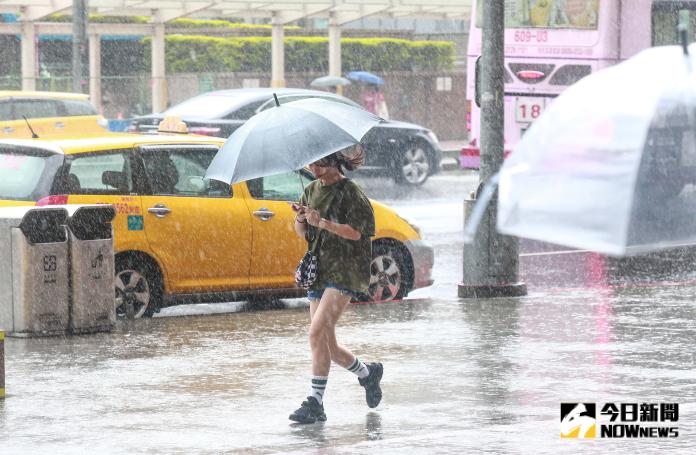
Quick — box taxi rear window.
[63,99,97,116]
[0,150,62,201]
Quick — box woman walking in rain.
[289,146,383,424]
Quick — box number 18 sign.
[515,96,546,123]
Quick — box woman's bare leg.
[310,297,354,368]
[309,288,352,376]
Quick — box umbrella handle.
[274,93,280,107]
[680,23,689,56]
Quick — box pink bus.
[462,0,694,168]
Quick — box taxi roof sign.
[157,116,188,134]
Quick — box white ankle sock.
[310,375,328,404]
[347,357,370,379]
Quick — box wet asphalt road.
[2,171,696,454]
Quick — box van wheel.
[115,256,162,319]
[367,243,411,301]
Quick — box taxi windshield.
[0,150,62,200]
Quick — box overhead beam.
[331,4,394,25]
[19,0,72,21]
[29,22,154,35]
[270,3,337,24]
[0,23,21,35]
[153,2,216,23]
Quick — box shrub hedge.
[145,35,454,73]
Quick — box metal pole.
[72,0,88,93]
[459,0,526,298]
[1,330,5,398]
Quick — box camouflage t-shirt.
[299,178,375,293]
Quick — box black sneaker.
[358,362,383,408]
[289,396,327,424]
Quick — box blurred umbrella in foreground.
[466,43,696,256]
[205,95,381,184]
[310,75,352,88]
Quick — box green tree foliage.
[145,35,453,73]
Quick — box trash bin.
[66,205,117,334]
[0,206,70,337]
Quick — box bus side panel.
[620,0,653,59]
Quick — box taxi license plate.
[515,97,545,123]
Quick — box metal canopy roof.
[0,0,471,23]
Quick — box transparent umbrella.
[469,43,696,256]
[310,75,351,88]
[205,95,381,184]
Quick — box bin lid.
[65,205,116,240]
[0,206,68,226]
[17,207,69,244]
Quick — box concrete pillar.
[20,22,36,91]
[89,33,102,112]
[328,20,342,95]
[271,22,285,88]
[151,23,167,113]
[72,0,88,94]
[459,0,526,299]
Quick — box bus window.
[476,0,600,29]
[653,2,696,46]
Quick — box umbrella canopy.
[494,44,696,256]
[346,71,384,85]
[310,75,352,88]
[205,96,381,184]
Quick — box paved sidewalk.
[2,250,696,453]
[438,140,466,170]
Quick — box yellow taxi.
[0,126,434,317]
[0,91,108,138]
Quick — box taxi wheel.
[115,256,162,319]
[367,242,413,302]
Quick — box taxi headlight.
[398,215,421,236]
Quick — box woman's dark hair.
[314,145,365,173]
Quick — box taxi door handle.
[253,208,275,221]
[3,126,14,134]
[55,121,65,129]
[148,204,172,218]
